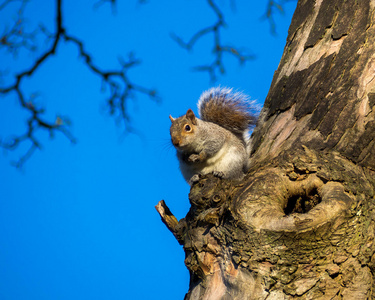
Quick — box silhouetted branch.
[0,0,71,168]
[0,0,158,167]
[0,0,24,11]
[93,0,117,14]
[171,0,255,83]
[0,0,39,56]
[262,0,296,35]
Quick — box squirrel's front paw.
[188,154,201,162]
[213,171,225,178]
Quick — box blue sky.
[0,1,296,299]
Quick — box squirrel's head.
[169,109,197,149]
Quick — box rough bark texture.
[157,0,375,299]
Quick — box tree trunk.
[157,0,375,299]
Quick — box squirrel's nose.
[171,137,180,146]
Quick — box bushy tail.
[198,87,258,136]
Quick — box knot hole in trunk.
[284,187,321,215]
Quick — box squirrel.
[169,87,257,185]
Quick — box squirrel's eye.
[184,124,191,131]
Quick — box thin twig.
[261,0,295,35]
[171,0,254,82]
[93,0,117,14]
[0,0,40,56]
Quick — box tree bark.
[157,0,375,299]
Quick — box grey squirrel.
[169,87,257,185]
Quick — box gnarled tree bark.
[157,0,375,299]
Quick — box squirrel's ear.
[186,109,197,125]
[169,115,175,123]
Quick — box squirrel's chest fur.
[177,130,248,183]
[202,141,245,172]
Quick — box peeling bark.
[157,0,375,299]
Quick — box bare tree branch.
[262,0,296,35]
[93,0,117,14]
[0,0,40,56]
[0,0,159,167]
[171,0,255,83]
[0,0,24,11]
